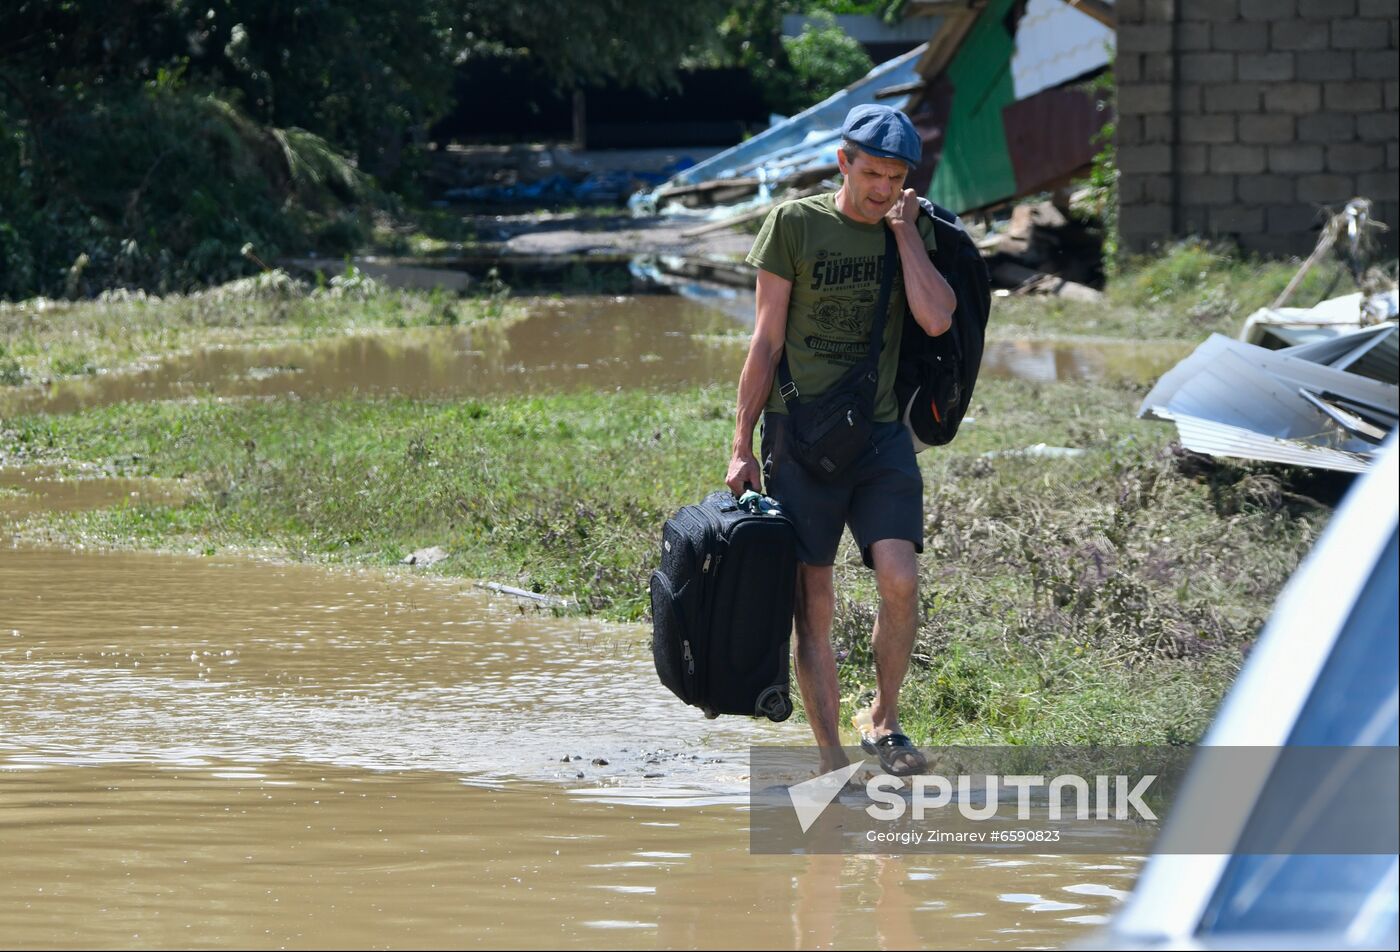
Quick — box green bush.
[0,80,372,300]
[777,11,875,114]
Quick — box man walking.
[725,105,955,776]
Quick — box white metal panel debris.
[1240,289,1399,348]
[1151,411,1374,474]
[1140,330,1400,472]
[1010,0,1116,100]
[1279,323,1399,386]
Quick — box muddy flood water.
[0,293,1152,948]
[1,294,1190,418]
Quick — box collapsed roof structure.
[903,0,1114,211]
[633,0,1116,221]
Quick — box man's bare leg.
[867,539,922,772]
[792,562,847,772]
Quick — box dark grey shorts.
[760,411,924,569]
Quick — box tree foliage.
[781,11,876,114]
[0,0,729,298]
[1,0,728,174]
[708,0,894,116]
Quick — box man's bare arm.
[887,188,955,337]
[726,269,793,496]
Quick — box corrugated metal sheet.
[1280,323,1392,365]
[1140,333,1399,469]
[1151,410,1375,474]
[1151,348,1361,444]
[927,0,1019,212]
[1282,323,1399,386]
[1002,84,1108,196]
[1350,329,1399,385]
[1142,335,1398,421]
[1297,390,1390,444]
[1010,0,1116,100]
[1241,290,1400,348]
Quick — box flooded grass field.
[0,285,1323,948]
[0,293,1189,418]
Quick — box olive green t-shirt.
[746,192,937,422]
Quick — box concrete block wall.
[1116,0,1399,257]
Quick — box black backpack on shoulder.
[895,198,992,451]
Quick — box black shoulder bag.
[895,197,991,451]
[777,227,898,481]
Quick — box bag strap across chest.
[776,226,898,407]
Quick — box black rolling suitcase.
[649,490,797,721]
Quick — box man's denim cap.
[839,104,921,168]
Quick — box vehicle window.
[1199,531,1398,940]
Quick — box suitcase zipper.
[694,503,737,703]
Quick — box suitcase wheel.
[756,686,792,722]
[702,706,719,720]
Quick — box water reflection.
[0,297,747,417]
[0,759,1140,948]
[1,295,1192,418]
[981,338,1192,385]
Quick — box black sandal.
[860,731,927,777]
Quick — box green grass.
[369,207,483,257]
[991,237,1375,340]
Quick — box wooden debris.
[981,199,1105,292]
[654,178,762,209]
[990,261,1103,301]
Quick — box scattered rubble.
[1242,289,1399,352]
[401,546,450,567]
[1141,199,1398,473]
[982,200,1105,297]
[1140,312,1398,474]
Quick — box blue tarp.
[447,160,695,206]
